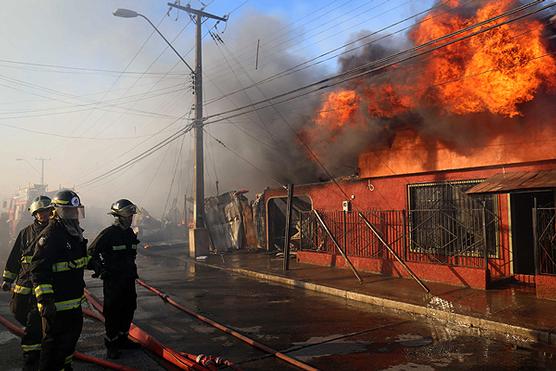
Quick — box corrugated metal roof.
[466,169,556,194]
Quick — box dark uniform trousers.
[31,219,88,371]
[88,224,139,349]
[3,221,47,369]
[103,277,137,344]
[11,292,42,367]
[40,308,83,371]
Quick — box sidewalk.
[195,250,556,347]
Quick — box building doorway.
[266,196,312,251]
[511,190,555,275]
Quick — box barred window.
[408,180,498,258]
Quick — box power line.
[162,134,188,217]
[203,0,467,107]
[202,0,554,215]
[204,128,285,187]
[0,58,188,76]
[76,0,550,190]
[86,16,197,138]
[0,81,189,120]
[202,0,550,125]
[72,12,170,137]
[78,121,194,188]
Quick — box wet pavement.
[130,245,556,370]
[2,244,556,370]
[194,249,556,346]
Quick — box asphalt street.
[127,246,556,370]
[2,245,556,370]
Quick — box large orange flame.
[316,90,359,128]
[413,0,556,117]
[309,0,556,144]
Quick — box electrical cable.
[202,1,551,125]
[204,128,285,187]
[71,13,170,136]
[77,119,194,187]
[203,0,469,107]
[162,134,188,218]
[0,58,188,76]
[76,0,552,191]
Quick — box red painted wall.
[268,160,556,289]
[536,275,556,301]
[298,251,487,289]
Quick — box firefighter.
[88,199,141,359]
[1,196,52,370]
[31,190,88,371]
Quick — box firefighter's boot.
[22,350,40,371]
[105,336,121,359]
[118,333,141,350]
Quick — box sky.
[0,0,436,218]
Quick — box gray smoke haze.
[200,9,329,194]
[300,0,556,175]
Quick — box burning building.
[263,1,556,299]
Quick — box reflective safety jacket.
[2,220,48,295]
[88,225,139,280]
[30,219,88,312]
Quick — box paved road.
[126,246,556,370]
[2,244,556,370]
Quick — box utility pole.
[35,158,50,186]
[168,2,227,257]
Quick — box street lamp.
[113,7,221,257]
[112,8,194,73]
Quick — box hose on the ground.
[136,279,319,371]
[0,312,139,371]
[84,288,212,371]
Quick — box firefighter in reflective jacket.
[1,196,52,370]
[31,190,88,371]
[88,199,141,359]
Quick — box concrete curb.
[195,261,556,346]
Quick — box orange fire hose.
[0,312,138,371]
[83,289,212,371]
[136,279,319,371]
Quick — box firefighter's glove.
[1,281,11,292]
[39,301,56,322]
[99,270,111,280]
[92,270,110,280]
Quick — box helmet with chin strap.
[28,195,53,215]
[109,199,138,217]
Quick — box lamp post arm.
[138,14,194,73]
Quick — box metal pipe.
[283,184,294,271]
[358,211,429,293]
[313,210,363,283]
[402,210,408,261]
[533,197,539,276]
[481,204,489,273]
[343,210,347,258]
[136,279,318,371]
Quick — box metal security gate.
[535,207,556,275]
[297,208,494,270]
[407,208,494,269]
